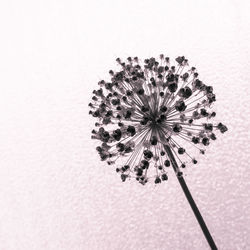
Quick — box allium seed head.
[89,55,228,185]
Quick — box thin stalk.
[163,144,218,250]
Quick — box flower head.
[89,55,228,184]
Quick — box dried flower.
[89,55,227,184]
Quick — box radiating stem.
[163,144,218,250]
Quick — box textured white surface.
[0,0,250,249]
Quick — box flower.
[89,55,228,185]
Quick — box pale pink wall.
[0,0,249,249]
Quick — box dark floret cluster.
[89,55,228,184]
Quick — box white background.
[0,0,250,249]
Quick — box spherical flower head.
[89,55,228,185]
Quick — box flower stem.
[163,144,218,250]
